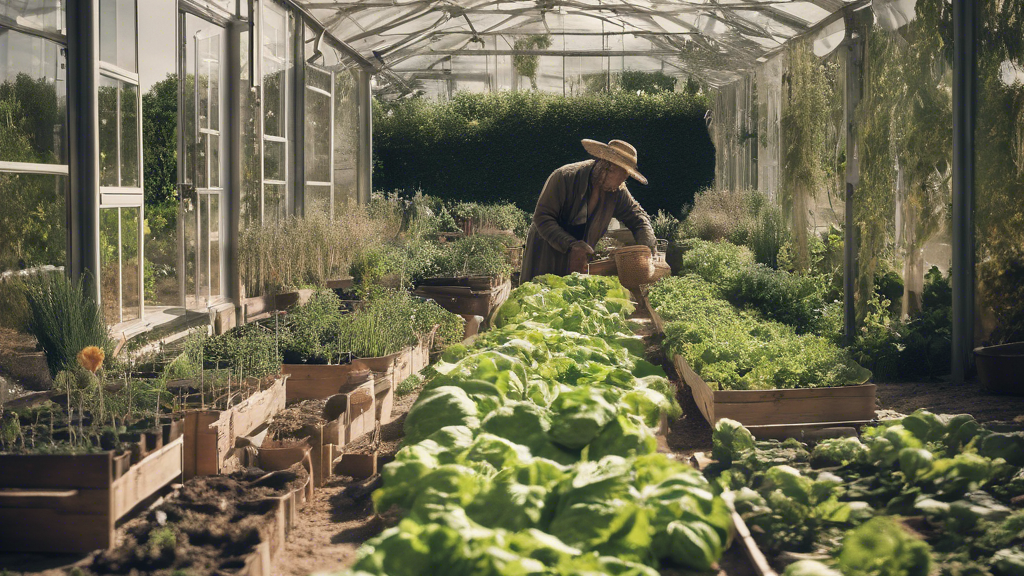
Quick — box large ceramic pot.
[974,342,1024,395]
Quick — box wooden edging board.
[671,354,876,439]
[183,376,288,479]
[0,435,185,553]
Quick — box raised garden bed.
[644,290,877,440]
[81,463,310,576]
[182,375,288,479]
[0,432,185,553]
[672,353,876,440]
[414,278,511,321]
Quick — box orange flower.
[76,346,105,374]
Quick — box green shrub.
[677,239,755,287]
[280,289,347,365]
[0,276,32,331]
[373,90,714,217]
[727,264,825,334]
[25,273,114,376]
[682,188,791,268]
[849,267,951,381]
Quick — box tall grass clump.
[239,203,383,297]
[25,273,114,376]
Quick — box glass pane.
[196,131,208,188]
[0,173,66,273]
[264,183,286,224]
[209,194,221,298]
[197,38,210,130]
[210,57,220,131]
[0,0,65,36]
[210,134,220,188]
[262,3,289,138]
[198,193,210,300]
[305,85,331,183]
[333,69,359,208]
[120,206,140,322]
[100,207,121,325]
[976,0,1024,345]
[99,0,137,72]
[307,65,331,92]
[99,76,119,186]
[140,0,179,308]
[0,27,67,164]
[120,82,139,187]
[305,184,331,216]
[264,138,285,181]
[183,190,198,309]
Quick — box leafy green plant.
[649,274,867,390]
[25,273,114,376]
[650,210,680,240]
[351,274,718,576]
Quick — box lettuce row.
[341,274,728,575]
[707,413,1024,576]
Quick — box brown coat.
[521,160,657,283]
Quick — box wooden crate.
[0,435,184,553]
[672,354,876,439]
[282,363,370,402]
[183,376,288,479]
[414,279,512,319]
[263,410,346,489]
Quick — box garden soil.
[270,398,330,439]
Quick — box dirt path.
[273,390,418,576]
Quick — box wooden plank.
[746,421,871,441]
[0,452,113,489]
[715,383,877,403]
[110,435,184,519]
[0,488,109,515]
[731,509,778,576]
[715,392,876,426]
[0,508,113,553]
[675,354,715,425]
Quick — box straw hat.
[582,139,648,185]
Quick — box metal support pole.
[843,25,864,345]
[357,69,373,204]
[226,20,243,320]
[66,0,100,300]
[952,0,978,383]
[293,19,306,216]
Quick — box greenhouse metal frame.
[0,0,1001,383]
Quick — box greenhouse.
[1,0,1023,575]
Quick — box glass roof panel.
[294,0,867,88]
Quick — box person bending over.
[520,138,656,283]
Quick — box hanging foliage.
[781,41,834,271]
[512,35,553,90]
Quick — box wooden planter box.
[414,278,512,320]
[282,363,370,402]
[672,354,876,440]
[261,395,351,489]
[183,376,288,479]
[0,434,185,553]
[236,465,312,576]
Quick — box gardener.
[521,139,657,283]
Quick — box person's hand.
[568,241,594,274]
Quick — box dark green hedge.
[372,90,715,217]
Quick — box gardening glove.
[568,241,595,274]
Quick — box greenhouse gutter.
[755,0,871,62]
